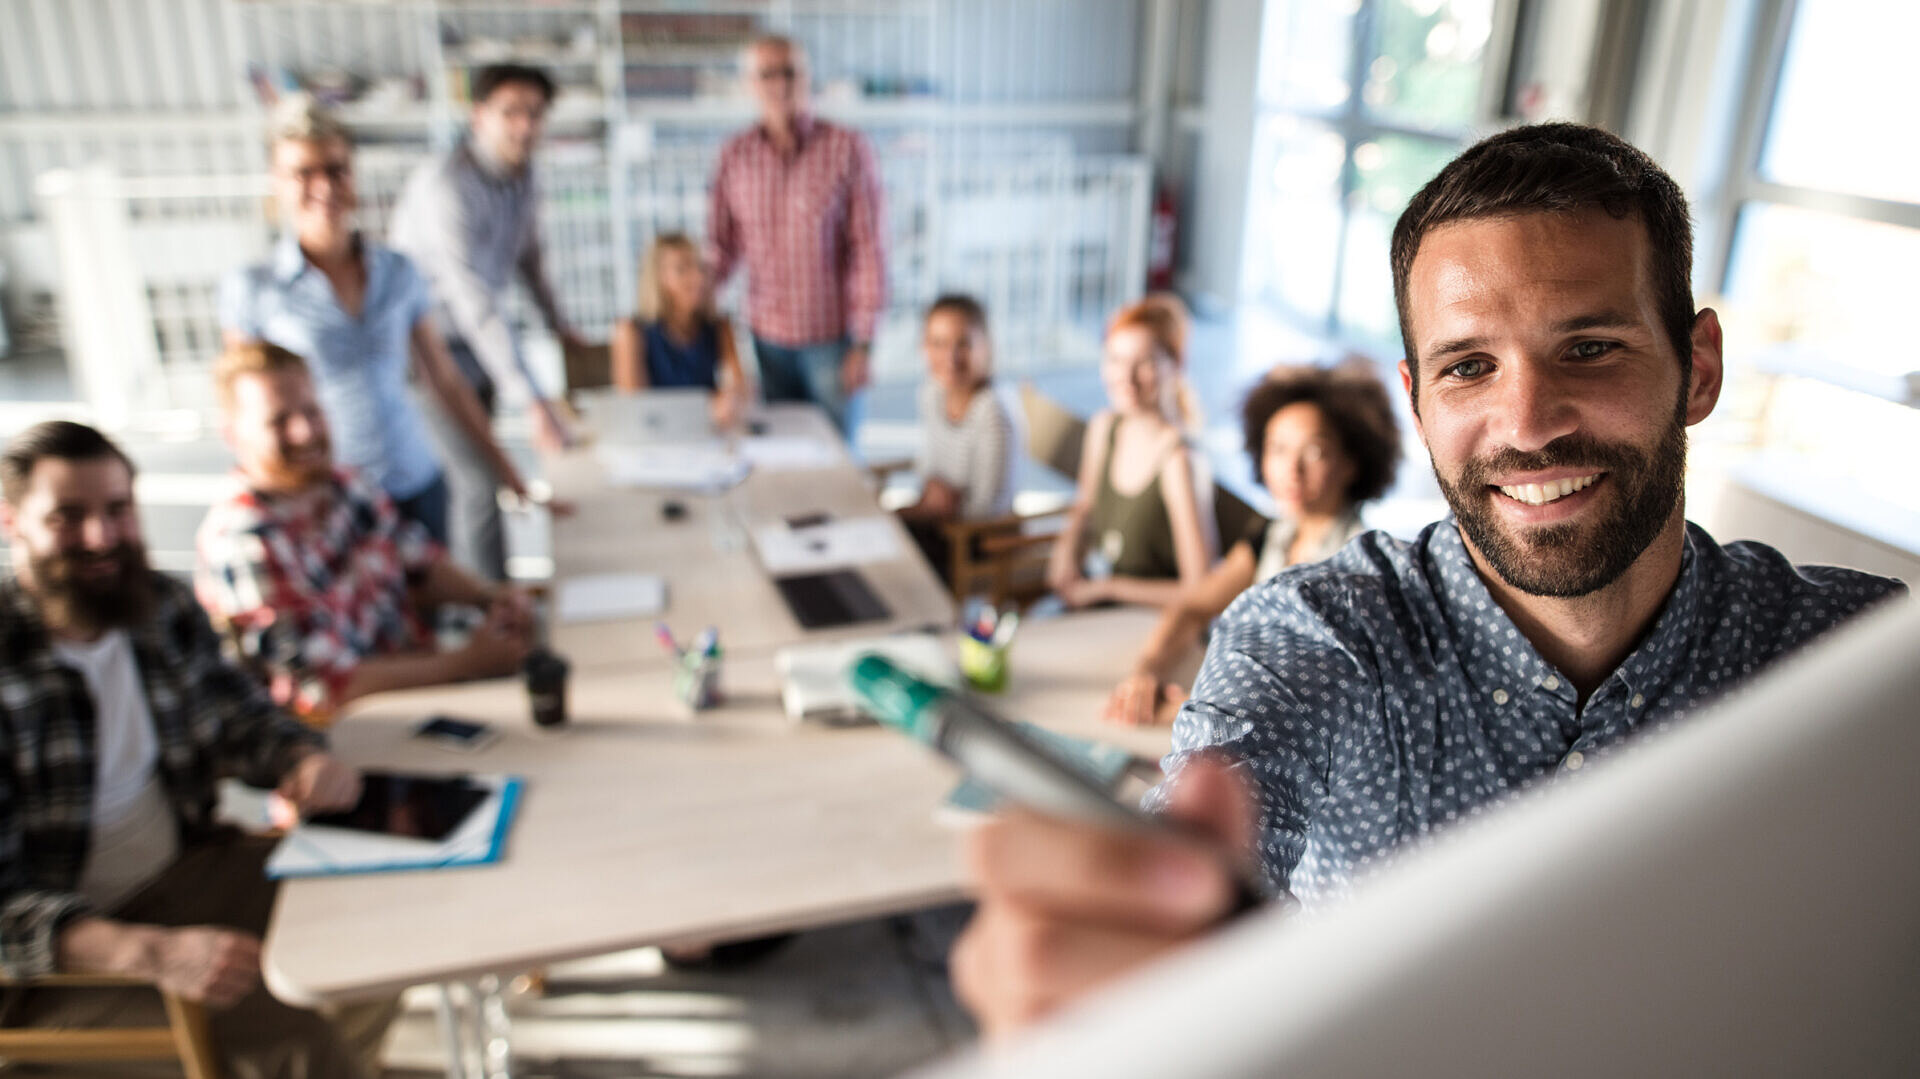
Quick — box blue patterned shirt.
[218,233,443,500]
[1156,521,1905,908]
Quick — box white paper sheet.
[737,435,842,471]
[556,573,667,623]
[597,443,750,491]
[753,516,903,575]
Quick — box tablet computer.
[306,772,492,842]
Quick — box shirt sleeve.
[216,266,260,338]
[391,250,435,329]
[841,133,888,343]
[960,392,1015,519]
[0,773,94,976]
[403,168,546,400]
[161,577,328,786]
[195,512,359,721]
[1143,579,1374,899]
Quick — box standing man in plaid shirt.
[708,34,889,438]
[0,420,387,1076]
[196,342,537,724]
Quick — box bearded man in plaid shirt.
[0,419,390,1076]
[195,342,537,725]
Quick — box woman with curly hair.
[1103,361,1402,725]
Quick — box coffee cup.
[525,648,571,728]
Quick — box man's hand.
[457,601,535,679]
[275,752,362,818]
[488,585,538,637]
[151,926,262,1010]
[840,344,871,395]
[951,756,1257,1036]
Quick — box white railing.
[36,136,1147,429]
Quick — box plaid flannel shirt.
[0,570,326,976]
[195,467,442,721]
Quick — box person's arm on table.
[611,317,650,392]
[1104,541,1258,726]
[411,318,528,500]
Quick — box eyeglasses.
[279,163,351,186]
[754,65,799,82]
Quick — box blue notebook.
[265,773,523,879]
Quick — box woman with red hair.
[1046,294,1217,609]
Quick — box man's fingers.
[966,810,1235,934]
[1160,755,1258,859]
[954,898,1197,1037]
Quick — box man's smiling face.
[1401,208,1719,598]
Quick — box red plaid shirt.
[707,115,888,346]
[195,467,441,721]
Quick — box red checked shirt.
[194,467,442,722]
[707,114,889,347]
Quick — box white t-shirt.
[50,630,180,910]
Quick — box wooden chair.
[561,341,613,402]
[0,974,220,1078]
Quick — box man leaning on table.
[0,419,391,1077]
[708,33,888,438]
[951,122,1908,1034]
[197,341,537,725]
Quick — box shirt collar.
[462,136,527,185]
[271,231,309,283]
[756,112,818,151]
[1426,519,1706,710]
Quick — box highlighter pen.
[848,653,1263,915]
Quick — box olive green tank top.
[1084,417,1182,580]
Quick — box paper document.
[265,773,522,879]
[556,573,666,623]
[737,435,842,471]
[775,633,957,724]
[598,443,750,492]
[753,516,902,575]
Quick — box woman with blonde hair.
[1046,293,1217,609]
[218,95,537,548]
[611,232,749,426]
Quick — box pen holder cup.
[675,653,723,711]
[958,636,1010,693]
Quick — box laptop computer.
[772,570,892,630]
[575,386,713,444]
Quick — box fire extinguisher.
[1146,181,1179,291]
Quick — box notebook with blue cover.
[265,772,523,879]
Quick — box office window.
[1714,0,1920,529]
[1244,0,1501,344]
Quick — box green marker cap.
[849,653,944,741]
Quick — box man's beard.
[1435,420,1688,599]
[28,540,155,635]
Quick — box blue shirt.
[1157,521,1906,908]
[637,317,721,390]
[219,235,443,500]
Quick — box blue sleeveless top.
[637,318,721,390]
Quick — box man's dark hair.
[472,64,555,106]
[1390,122,1695,406]
[926,293,988,335]
[1,421,137,504]
[1243,363,1402,505]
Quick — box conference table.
[259,400,1187,1072]
[542,403,959,670]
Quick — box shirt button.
[1631,693,1645,708]
[1492,689,1509,705]
[1564,751,1585,772]
[1542,676,1561,691]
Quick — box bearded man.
[0,420,388,1077]
[948,122,1907,1035]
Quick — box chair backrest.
[1213,484,1265,552]
[564,343,614,401]
[1018,382,1086,481]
